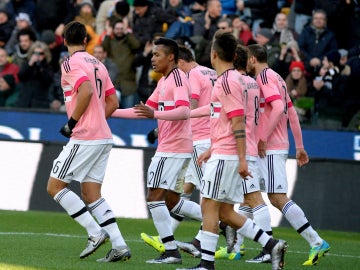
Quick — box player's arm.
[190,104,210,118]
[105,93,119,118]
[60,80,93,138]
[288,104,309,167]
[191,97,199,109]
[231,115,251,179]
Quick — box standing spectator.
[46,21,131,263]
[5,12,34,56]
[0,8,14,47]
[131,0,177,48]
[49,51,68,112]
[102,18,141,108]
[254,28,280,69]
[231,16,254,45]
[247,43,330,266]
[112,38,196,265]
[273,40,302,79]
[0,47,20,83]
[16,41,53,109]
[271,12,296,47]
[11,27,36,67]
[4,0,36,23]
[297,9,337,78]
[289,0,314,35]
[0,74,19,107]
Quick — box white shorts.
[241,160,261,195]
[185,142,210,189]
[201,155,244,204]
[147,156,190,193]
[258,153,288,193]
[50,142,112,184]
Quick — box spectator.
[132,0,177,48]
[254,27,280,69]
[16,41,53,109]
[274,40,302,79]
[289,0,314,35]
[102,19,141,108]
[271,12,296,47]
[11,27,37,67]
[338,48,351,76]
[49,51,68,112]
[236,0,278,36]
[0,47,20,83]
[0,74,19,107]
[40,29,64,73]
[311,50,348,130]
[191,0,222,67]
[285,60,313,123]
[231,15,254,45]
[5,12,34,56]
[133,33,163,103]
[298,9,337,78]
[0,8,14,47]
[5,0,36,23]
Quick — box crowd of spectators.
[0,0,359,131]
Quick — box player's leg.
[47,143,106,259]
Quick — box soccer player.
[141,44,215,256]
[246,44,330,266]
[46,21,131,263]
[176,30,287,270]
[215,44,274,261]
[112,37,199,264]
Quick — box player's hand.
[147,128,158,144]
[59,117,77,138]
[296,148,309,167]
[239,160,252,180]
[197,149,211,166]
[258,139,267,158]
[134,101,154,118]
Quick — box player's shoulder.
[168,67,187,87]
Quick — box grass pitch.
[0,210,359,270]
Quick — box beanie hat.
[115,0,130,17]
[289,61,305,72]
[133,0,149,7]
[338,49,348,58]
[80,0,93,8]
[257,28,273,40]
[3,74,15,89]
[325,50,341,67]
[40,30,56,45]
[16,12,32,25]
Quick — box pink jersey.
[61,50,116,142]
[146,68,193,155]
[189,65,217,142]
[210,69,245,155]
[256,68,293,151]
[241,74,260,158]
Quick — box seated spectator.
[274,40,302,79]
[231,15,254,45]
[5,0,36,23]
[11,27,37,68]
[311,50,348,130]
[49,51,68,112]
[298,9,338,79]
[5,12,35,56]
[0,47,20,83]
[40,29,64,73]
[16,41,53,109]
[271,12,296,47]
[255,27,280,69]
[164,0,194,40]
[285,60,312,123]
[338,48,351,76]
[0,74,19,107]
[0,8,14,47]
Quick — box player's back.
[256,68,290,151]
[61,51,114,141]
[242,74,260,158]
[189,65,217,142]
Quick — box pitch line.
[1,231,359,259]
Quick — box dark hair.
[234,44,248,70]
[154,37,179,62]
[178,45,194,62]
[248,44,268,63]
[63,21,87,46]
[17,28,37,42]
[112,18,124,28]
[212,30,237,62]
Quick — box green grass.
[0,210,359,270]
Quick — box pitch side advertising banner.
[0,109,359,160]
